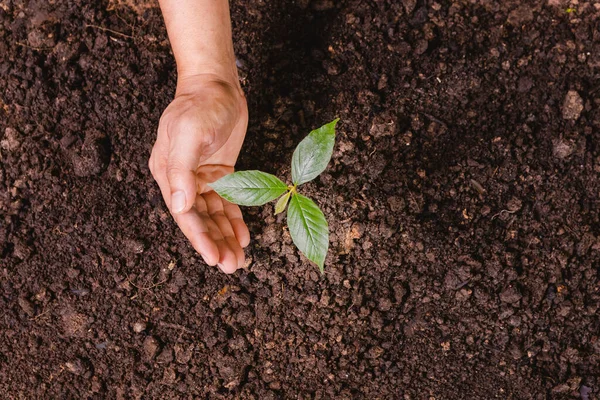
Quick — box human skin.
[149,0,249,274]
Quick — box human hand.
[149,74,250,274]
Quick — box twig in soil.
[47,366,65,383]
[420,112,448,128]
[563,222,580,240]
[29,308,51,321]
[454,280,470,290]
[158,321,192,333]
[84,24,134,39]
[53,226,68,236]
[470,179,485,195]
[128,276,169,300]
[15,42,53,51]
[490,209,518,220]
[113,9,138,37]
[481,343,502,353]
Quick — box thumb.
[166,128,214,215]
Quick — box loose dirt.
[1,0,600,398]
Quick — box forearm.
[159,0,238,84]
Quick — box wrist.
[176,61,240,91]
[175,70,243,100]
[177,57,238,80]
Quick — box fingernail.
[171,191,186,214]
[217,263,225,273]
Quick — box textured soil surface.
[2,0,600,398]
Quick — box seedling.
[209,119,339,272]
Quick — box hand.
[149,74,250,274]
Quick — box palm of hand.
[150,76,250,273]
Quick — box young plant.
[209,119,339,272]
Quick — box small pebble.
[174,344,194,364]
[143,336,160,360]
[156,347,173,364]
[65,358,86,375]
[562,90,584,120]
[71,288,90,297]
[553,139,574,159]
[125,239,145,254]
[506,197,522,212]
[133,321,147,333]
[507,5,534,26]
[18,296,35,317]
[500,286,522,304]
[378,298,393,312]
[377,74,388,90]
[1,127,21,151]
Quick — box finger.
[201,216,238,273]
[226,236,246,269]
[198,195,239,273]
[214,238,239,274]
[166,120,206,215]
[152,153,220,266]
[150,151,172,210]
[204,192,245,270]
[151,132,187,216]
[173,208,220,266]
[209,212,245,270]
[223,200,251,248]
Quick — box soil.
[1,0,600,398]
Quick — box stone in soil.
[143,336,160,360]
[562,90,584,120]
[553,139,574,159]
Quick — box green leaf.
[208,170,288,206]
[292,118,339,185]
[274,191,291,215]
[287,193,329,272]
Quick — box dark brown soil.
[2,0,600,398]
